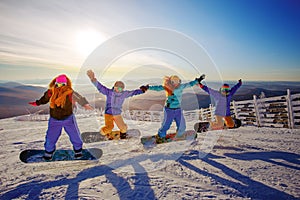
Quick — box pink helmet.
[56,74,67,83]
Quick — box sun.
[75,30,106,57]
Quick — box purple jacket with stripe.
[92,80,144,115]
[200,81,242,116]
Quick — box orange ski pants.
[100,114,128,135]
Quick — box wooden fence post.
[232,100,238,118]
[209,104,214,121]
[287,89,294,129]
[253,95,261,127]
[200,108,203,121]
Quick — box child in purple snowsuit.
[29,74,93,160]
[87,70,147,139]
[199,79,242,129]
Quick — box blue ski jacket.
[92,80,144,115]
[149,80,198,109]
[200,81,242,116]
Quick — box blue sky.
[0,0,299,82]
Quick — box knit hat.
[56,74,67,84]
[220,83,230,93]
[221,84,230,89]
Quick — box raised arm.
[148,85,165,91]
[181,74,205,89]
[199,83,210,94]
[180,79,198,89]
[123,89,144,98]
[199,83,220,97]
[87,70,110,95]
[230,79,242,95]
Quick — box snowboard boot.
[74,148,83,158]
[105,132,114,140]
[155,134,166,143]
[120,132,127,139]
[43,149,55,160]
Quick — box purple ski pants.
[44,114,83,152]
[158,107,186,137]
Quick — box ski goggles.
[115,87,123,92]
[171,79,180,85]
[55,82,67,87]
[220,88,230,93]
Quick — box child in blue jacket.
[146,75,204,141]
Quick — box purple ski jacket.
[92,80,144,115]
[200,81,242,116]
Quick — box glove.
[86,70,97,82]
[29,102,37,106]
[238,79,242,84]
[199,83,204,88]
[196,74,205,84]
[140,85,149,93]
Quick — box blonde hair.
[162,75,181,96]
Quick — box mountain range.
[0,81,300,119]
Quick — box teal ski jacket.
[149,80,198,109]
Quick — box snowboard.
[194,121,210,133]
[140,130,197,147]
[19,148,102,163]
[81,129,141,143]
[194,118,242,133]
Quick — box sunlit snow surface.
[0,114,299,199]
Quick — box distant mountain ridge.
[0,82,48,119]
[0,81,300,119]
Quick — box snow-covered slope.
[0,115,299,199]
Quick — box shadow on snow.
[179,150,299,199]
[1,150,299,199]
